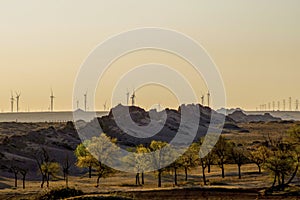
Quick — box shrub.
[38,187,84,200]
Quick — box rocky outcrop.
[228,111,281,123]
[78,104,241,148]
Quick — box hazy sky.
[1,0,300,112]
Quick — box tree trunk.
[184,167,188,181]
[14,173,18,187]
[208,164,211,173]
[158,170,162,187]
[272,174,277,188]
[202,165,206,185]
[41,174,46,188]
[89,165,92,178]
[46,173,50,187]
[221,163,225,178]
[257,164,261,174]
[238,164,241,179]
[141,172,144,185]
[174,167,177,186]
[136,173,140,185]
[96,175,101,187]
[286,157,299,185]
[281,173,285,190]
[22,175,26,189]
[65,173,68,188]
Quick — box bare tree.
[35,148,60,188]
[249,145,269,174]
[62,154,71,188]
[264,132,295,190]
[10,165,19,188]
[213,136,230,178]
[229,142,249,179]
[180,143,199,182]
[19,168,28,189]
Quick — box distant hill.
[228,110,281,123]
[78,104,241,147]
[216,108,243,115]
[217,108,300,121]
[244,111,300,121]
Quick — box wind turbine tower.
[277,101,280,111]
[289,97,292,111]
[103,101,107,111]
[207,91,210,107]
[126,89,130,106]
[296,99,299,111]
[273,101,275,111]
[10,92,14,112]
[131,90,136,106]
[15,92,21,112]
[76,100,79,109]
[283,99,286,111]
[84,92,87,112]
[201,94,204,105]
[50,89,55,112]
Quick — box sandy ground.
[2,163,299,199]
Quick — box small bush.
[37,187,84,200]
[209,181,228,186]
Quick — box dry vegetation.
[225,121,300,142]
[0,164,275,199]
[0,121,299,199]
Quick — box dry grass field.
[0,121,299,199]
[0,163,298,199]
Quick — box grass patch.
[209,181,229,186]
[120,183,142,187]
[37,187,84,200]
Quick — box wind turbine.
[201,94,205,105]
[15,92,21,112]
[76,100,79,110]
[207,91,210,107]
[131,90,136,106]
[289,97,292,111]
[103,101,107,111]
[283,99,286,111]
[296,99,299,111]
[10,91,14,112]
[50,89,55,112]
[126,89,130,106]
[84,91,87,112]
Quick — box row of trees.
[8,149,73,189]
[8,126,299,190]
[74,127,300,190]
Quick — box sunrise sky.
[0,0,300,112]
